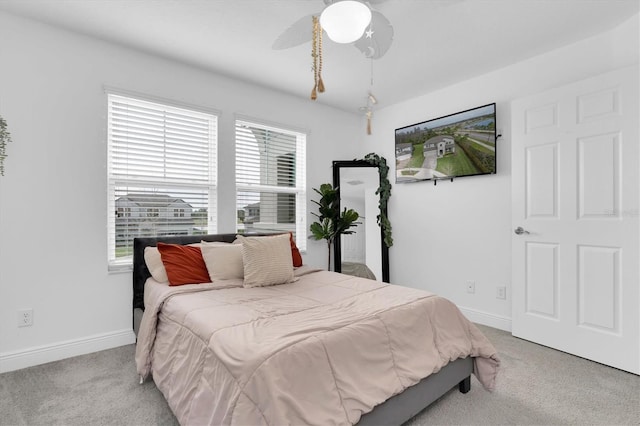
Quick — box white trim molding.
[0,329,135,373]
[458,306,512,332]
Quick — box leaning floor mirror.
[333,160,390,283]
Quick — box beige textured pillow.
[242,234,295,288]
[144,247,169,283]
[201,243,244,281]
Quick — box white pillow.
[201,244,244,281]
[144,246,169,283]
[242,234,295,288]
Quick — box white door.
[511,65,639,374]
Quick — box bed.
[133,233,499,425]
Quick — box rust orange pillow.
[157,243,211,286]
[288,232,303,267]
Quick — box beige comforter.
[136,268,499,425]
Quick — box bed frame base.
[459,375,471,393]
[358,356,473,425]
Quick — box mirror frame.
[332,160,390,283]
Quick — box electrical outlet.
[18,309,33,327]
[466,281,475,294]
[496,286,506,300]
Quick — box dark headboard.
[132,233,242,313]
[132,232,280,336]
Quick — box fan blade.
[272,14,316,50]
[353,10,393,59]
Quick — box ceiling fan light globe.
[320,1,372,44]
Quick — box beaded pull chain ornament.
[311,16,325,100]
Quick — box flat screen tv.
[394,103,497,183]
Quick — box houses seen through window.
[235,119,307,250]
[107,92,218,269]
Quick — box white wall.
[0,11,361,371]
[361,14,639,331]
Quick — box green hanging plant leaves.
[0,115,11,176]
[357,153,393,248]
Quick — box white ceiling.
[0,0,637,112]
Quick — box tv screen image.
[394,103,497,183]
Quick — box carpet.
[1,324,638,425]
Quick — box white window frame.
[235,117,307,250]
[106,89,218,270]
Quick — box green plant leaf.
[357,153,393,247]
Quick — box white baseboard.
[0,329,136,373]
[458,306,512,332]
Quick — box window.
[235,118,306,250]
[107,92,218,269]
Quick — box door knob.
[514,226,530,235]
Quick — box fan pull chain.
[370,55,374,87]
[311,16,319,100]
[317,19,325,93]
[364,51,378,135]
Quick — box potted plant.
[310,183,360,270]
[0,115,11,176]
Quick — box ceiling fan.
[272,0,394,59]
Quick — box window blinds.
[235,119,307,250]
[107,93,218,268]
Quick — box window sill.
[108,263,133,274]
